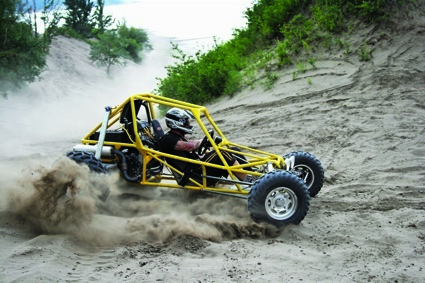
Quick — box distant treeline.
[0,0,150,97]
[157,0,412,105]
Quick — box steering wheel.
[198,130,214,155]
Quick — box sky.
[104,0,252,41]
[33,0,253,41]
[32,0,253,52]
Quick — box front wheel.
[66,151,110,202]
[248,170,310,227]
[284,151,324,197]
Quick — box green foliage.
[358,42,374,61]
[89,31,128,75]
[276,40,292,66]
[312,0,397,31]
[241,67,256,88]
[55,26,85,39]
[0,0,151,96]
[314,32,334,49]
[64,0,94,38]
[92,0,114,35]
[336,37,346,48]
[157,41,245,104]
[61,0,115,39]
[308,57,316,69]
[276,14,317,67]
[311,0,344,32]
[117,23,152,63]
[348,0,397,19]
[40,0,62,46]
[264,72,278,89]
[244,0,310,42]
[89,22,150,74]
[280,14,315,55]
[156,0,410,104]
[344,45,351,56]
[0,0,47,96]
[254,49,275,69]
[296,61,307,73]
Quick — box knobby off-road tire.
[248,170,310,227]
[66,151,110,202]
[284,151,324,198]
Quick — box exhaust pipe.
[111,149,139,183]
[72,145,139,183]
[73,144,113,157]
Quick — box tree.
[0,0,46,97]
[92,0,113,35]
[89,31,128,76]
[41,0,62,46]
[117,23,152,63]
[89,22,151,75]
[63,0,94,37]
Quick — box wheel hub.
[293,165,314,189]
[275,197,286,207]
[265,187,298,220]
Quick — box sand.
[0,5,424,282]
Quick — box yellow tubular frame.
[80,93,286,196]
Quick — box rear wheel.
[66,151,110,201]
[248,170,310,227]
[284,151,324,197]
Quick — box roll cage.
[80,93,286,197]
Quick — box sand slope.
[0,5,425,282]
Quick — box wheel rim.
[293,164,315,189]
[265,187,298,220]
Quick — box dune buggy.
[67,93,324,227]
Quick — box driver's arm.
[174,139,202,152]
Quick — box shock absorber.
[285,156,295,171]
[95,106,111,159]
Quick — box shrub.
[157,39,246,105]
[276,40,292,66]
[244,0,310,42]
[312,0,344,32]
[156,0,410,103]
[281,14,315,54]
[89,31,128,75]
[117,23,151,63]
[358,42,374,61]
[89,22,151,74]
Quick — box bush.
[89,22,151,75]
[156,0,411,103]
[244,0,310,42]
[157,41,245,105]
[89,31,128,75]
[117,24,152,63]
[312,0,344,32]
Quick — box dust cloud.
[2,157,277,247]
[0,34,277,248]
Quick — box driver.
[160,108,246,185]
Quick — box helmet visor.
[184,119,193,131]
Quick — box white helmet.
[165,108,194,134]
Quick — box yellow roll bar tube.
[79,93,286,197]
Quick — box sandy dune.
[0,5,424,282]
